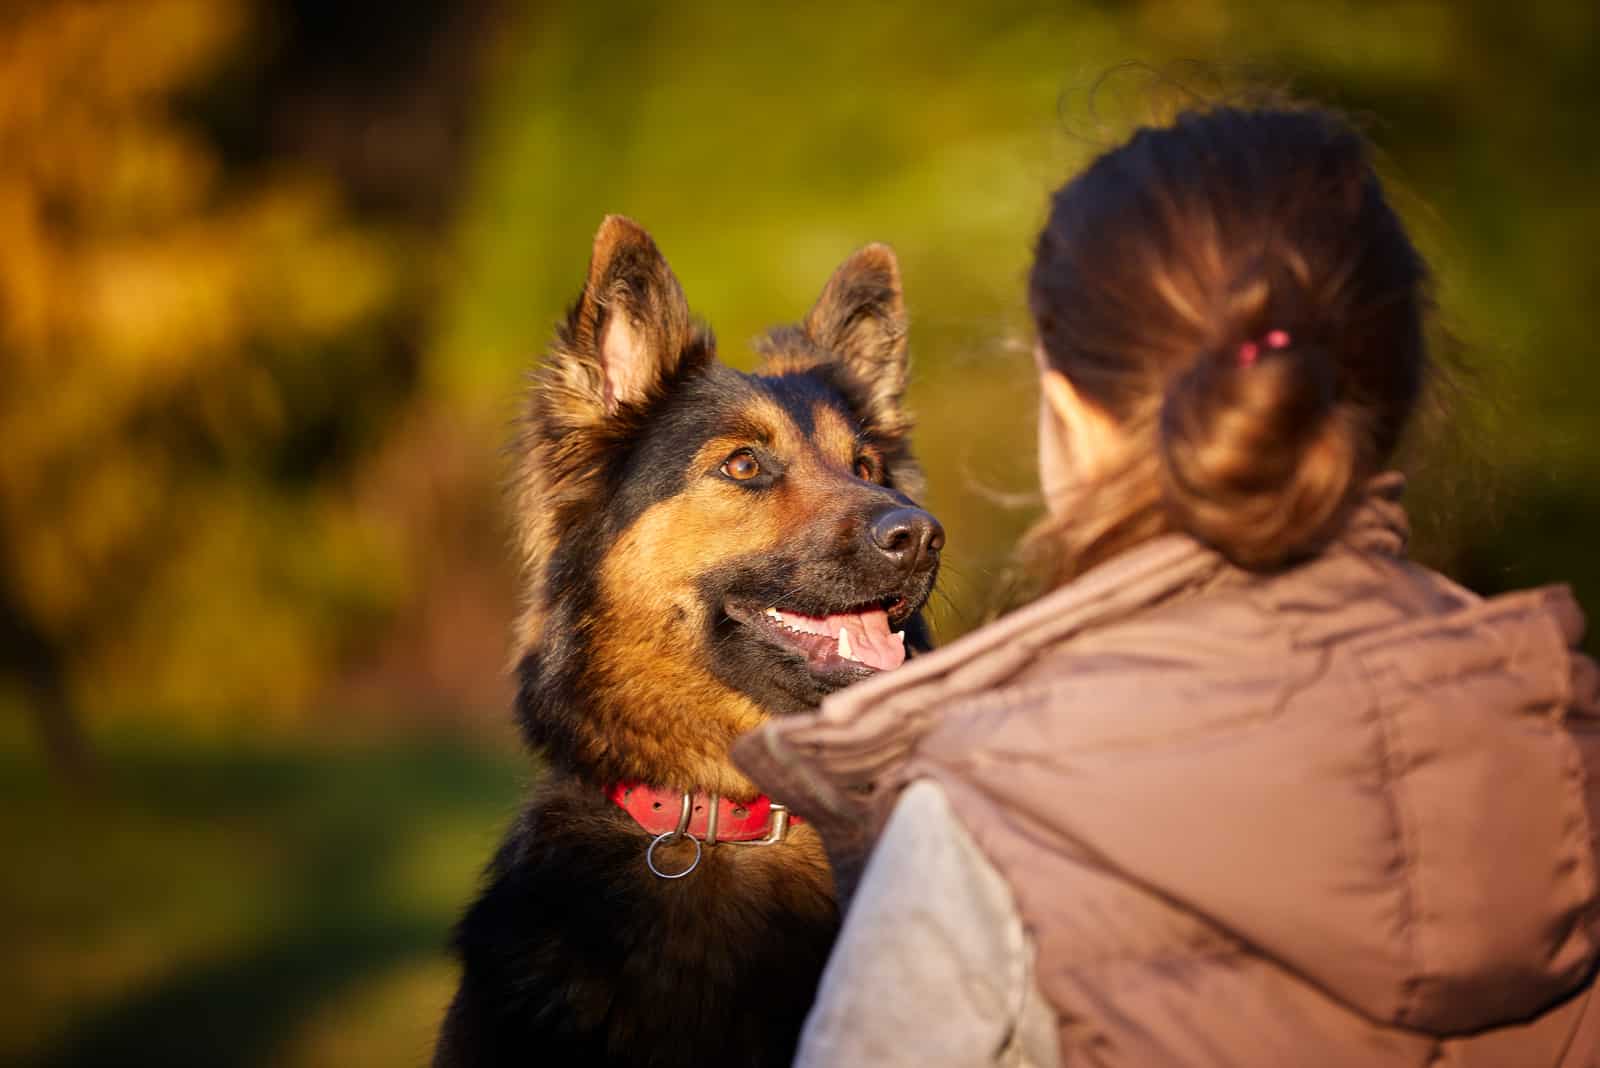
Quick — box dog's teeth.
[766,607,783,621]
[838,628,854,660]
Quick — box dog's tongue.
[831,608,905,671]
[778,607,906,671]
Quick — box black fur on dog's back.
[435,217,938,1068]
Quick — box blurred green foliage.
[443,0,1600,639]
[0,722,524,1066]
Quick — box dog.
[434,216,942,1067]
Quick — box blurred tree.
[0,0,450,777]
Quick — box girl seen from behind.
[736,105,1600,1066]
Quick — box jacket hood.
[735,477,1600,1038]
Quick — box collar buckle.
[713,793,792,848]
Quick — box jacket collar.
[1339,470,1408,557]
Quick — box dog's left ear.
[804,244,908,419]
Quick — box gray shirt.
[795,780,1060,1067]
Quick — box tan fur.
[589,478,781,794]
[810,401,862,464]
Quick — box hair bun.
[1157,336,1363,569]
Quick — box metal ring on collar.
[646,829,703,879]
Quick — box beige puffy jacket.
[735,476,1600,1066]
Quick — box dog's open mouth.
[726,598,912,674]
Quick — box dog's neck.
[518,656,775,798]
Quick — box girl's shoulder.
[959,549,1589,762]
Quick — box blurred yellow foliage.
[0,0,406,721]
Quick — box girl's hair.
[1027,105,1430,583]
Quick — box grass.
[2,724,528,1067]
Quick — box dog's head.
[512,217,939,788]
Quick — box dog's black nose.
[869,507,944,573]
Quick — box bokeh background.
[4,1,1596,1064]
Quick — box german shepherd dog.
[434,216,942,1068]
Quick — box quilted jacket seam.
[1362,652,1426,1028]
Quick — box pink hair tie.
[1237,329,1291,367]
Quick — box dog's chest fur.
[439,782,838,1067]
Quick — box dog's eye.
[721,449,761,481]
[854,457,876,482]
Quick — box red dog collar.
[608,782,802,845]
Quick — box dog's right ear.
[802,244,909,432]
[556,215,707,415]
